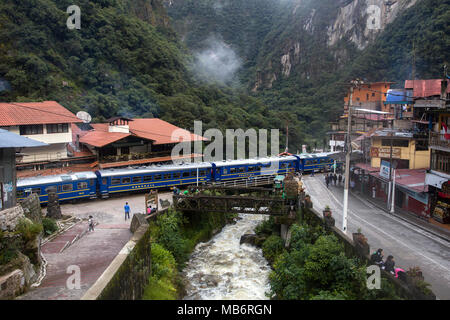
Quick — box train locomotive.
[16,153,340,204]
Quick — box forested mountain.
[0,0,448,151]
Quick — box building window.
[46,123,69,134]
[381,139,409,147]
[20,125,43,135]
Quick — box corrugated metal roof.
[404,79,450,98]
[0,101,81,126]
[0,128,48,148]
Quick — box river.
[182,214,272,300]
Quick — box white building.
[0,101,81,166]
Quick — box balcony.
[430,132,450,151]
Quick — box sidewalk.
[351,188,450,242]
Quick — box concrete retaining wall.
[81,214,151,300]
[301,206,436,300]
[0,206,25,231]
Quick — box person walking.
[325,174,330,188]
[333,174,337,186]
[338,174,342,186]
[88,215,94,232]
[124,202,131,221]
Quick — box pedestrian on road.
[88,215,94,232]
[338,174,342,186]
[384,255,395,274]
[333,174,337,186]
[325,175,330,188]
[124,202,131,221]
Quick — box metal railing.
[208,175,276,188]
[430,132,450,150]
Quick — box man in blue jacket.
[124,202,131,221]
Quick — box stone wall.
[301,206,436,300]
[82,214,151,300]
[0,206,25,231]
[20,193,42,224]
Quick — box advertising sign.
[380,160,391,179]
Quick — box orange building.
[344,82,394,113]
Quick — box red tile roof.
[0,101,81,126]
[129,119,206,145]
[79,130,131,148]
[76,118,207,148]
[405,79,450,98]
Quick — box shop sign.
[372,147,402,159]
[380,160,391,179]
[397,185,429,205]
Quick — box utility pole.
[391,169,396,214]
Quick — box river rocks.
[239,234,266,247]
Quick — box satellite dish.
[76,111,92,123]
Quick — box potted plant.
[352,228,369,255]
[323,205,335,227]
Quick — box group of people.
[370,248,406,280]
[325,173,343,188]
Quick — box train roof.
[98,162,213,178]
[299,152,339,159]
[213,155,298,167]
[17,171,97,187]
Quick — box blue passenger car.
[96,163,213,198]
[17,171,98,204]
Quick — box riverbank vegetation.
[142,208,236,300]
[255,213,401,300]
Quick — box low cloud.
[193,36,242,84]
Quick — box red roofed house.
[0,101,82,167]
[75,117,206,169]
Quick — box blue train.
[16,153,341,204]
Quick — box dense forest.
[0,0,449,152]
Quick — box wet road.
[302,175,450,300]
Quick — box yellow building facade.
[370,137,430,169]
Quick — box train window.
[256,165,262,172]
[306,160,312,165]
[62,184,72,192]
[102,178,107,185]
[32,188,41,195]
[163,173,171,179]
[313,160,318,164]
[230,167,236,174]
[248,166,255,172]
[122,177,131,184]
[173,172,181,179]
[281,163,287,168]
[239,167,246,173]
[199,170,206,176]
[223,168,227,174]
[45,186,57,194]
[90,179,95,186]
[143,175,152,182]
[132,177,142,183]
[216,168,220,175]
[182,171,190,178]
[17,190,24,198]
[154,174,162,180]
[111,178,120,185]
[77,182,88,190]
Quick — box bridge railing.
[208,175,276,188]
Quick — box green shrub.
[142,243,177,300]
[262,235,285,264]
[15,218,42,242]
[255,216,275,236]
[42,218,58,236]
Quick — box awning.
[425,171,450,189]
